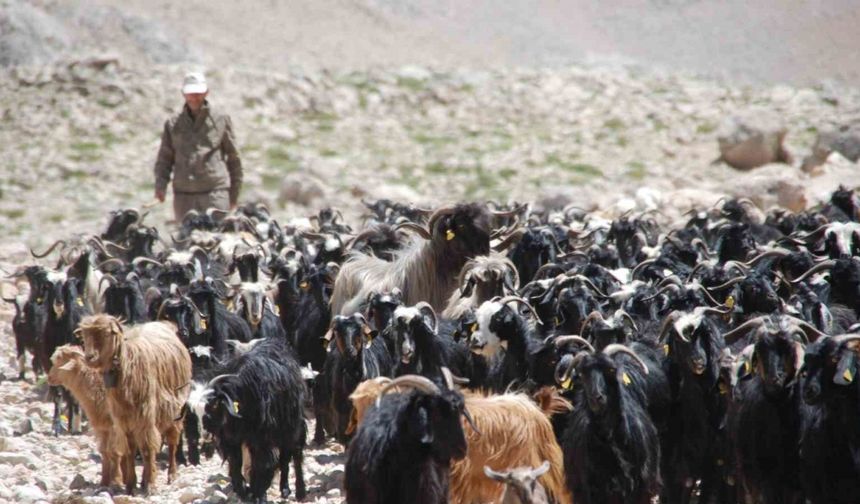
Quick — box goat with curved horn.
[30,240,67,258]
[602,344,650,374]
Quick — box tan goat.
[48,344,123,488]
[77,314,192,494]
[348,379,572,504]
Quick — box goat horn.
[426,205,458,235]
[615,310,639,333]
[170,234,191,246]
[483,466,509,481]
[413,301,438,332]
[394,222,432,240]
[492,228,526,252]
[724,261,750,275]
[376,375,441,407]
[579,311,606,338]
[495,296,542,325]
[132,257,164,268]
[30,240,66,258]
[554,335,595,352]
[688,283,726,307]
[707,276,746,292]
[722,316,769,345]
[832,334,860,346]
[791,260,836,284]
[96,258,125,270]
[744,249,791,266]
[631,258,658,280]
[642,284,679,302]
[440,366,469,390]
[691,238,711,259]
[345,229,380,250]
[658,312,682,341]
[795,320,828,343]
[533,263,566,279]
[206,373,239,388]
[489,203,526,218]
[98,274,117,290]
[573,275,609,298]
[602,344,649,375]
[206,208,229,218]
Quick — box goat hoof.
[280,487,291,499]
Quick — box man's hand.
[155,189,165,203]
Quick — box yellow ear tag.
[743,361,752,375]
[663,344,670,356]
[725,296,735,309]
[843,368,854,384]
[199,319,208,331]
[60,414,68,423]
[36,297,43,303]
[233,401,240,413]
[719,382,728,395]
[469,323,477,333]
[446,229,455,241]
[76,297,84,307]
[554,317,560,326]
[274,305,281,316]
[299,281,309,290]
[622,372,632,386]
[561,377,572,390]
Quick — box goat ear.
[57,360,76,372]
[460,276,475,298]
[221,393,242,418]
[109,319,122,336]
[834,350,857,386]
[416,404,433,445]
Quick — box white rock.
[208,490,228,503]
[0,451,38,468]
[178,488,204,503]
[13,484,45,503]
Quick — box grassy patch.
[261,172,283,187]
[397,77,426,92]
[499,167,517,180]
[1,208,24,219]
[319,148,338,158]
[604,117,625,131]
[98,128,122,148]
[696,121,717,135]
[425,162,450,175]
[546,153,602,178]
[301,111,338,132]
[412,132,456,147]
[265,146,299,172]
[626,161,647,180]
[69,141,102,162]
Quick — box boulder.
[802,125,860,173]
[716,117,792,170]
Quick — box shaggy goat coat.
[48,345,122,488]
[348,380,571,504]
[79,315,191,492]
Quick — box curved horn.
[483,466,509,482]
[440,366,469,390]
[170,233,191,246]
[744,249,791,266]
[722,316,768,345]
[579,311,606,338]
[553,335,596,352]
[706,276,746,292]
[426,205,458,236]
[30,240,66,258]
[206,373,239,388]
[414,301,438,333]
[832,334,860,346]
[131,257,164,268]
[615,310,639,334]
[631,258,658,280]
[602,344,649,375]
[394,222,432,240]
[96,258,126,270]
[790,260,836,284]
[492,228,527,252]
[376,375,441,407]
[98,274,117,291]
[496,296,542,325]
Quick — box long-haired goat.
[48,345,123,488]
[77,315,192,494]
[331,203,493,315]
[442,254,519,319]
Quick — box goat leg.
[51,388,63,436]
[292,448,306,500]
[279,447,292,499]
[165,425,181,483]
[248,445,277,503]
[226,445,247,498]
[16,353,25,381]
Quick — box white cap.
[181,72,208,94]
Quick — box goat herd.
[4,186,860,504]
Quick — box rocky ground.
[1,3,860,504]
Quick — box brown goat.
[348,379,572,504]
[77,315,192,494]
[48,345,123,488]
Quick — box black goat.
[724,315,825,504]
[274,261,334,371]
[100,270,148,324]
[659,307,734,504]
[391,303,472,387]
[344,373,473,504]
[187,278,252,358]
[41,272,88,435]
[798,334,860,504]
[562,344,661,504]
[201,338,306,502]
[316,313,392,443]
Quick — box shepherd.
[153,71,243,221]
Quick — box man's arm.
[223,115,243,209]
[153,120,174,201]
